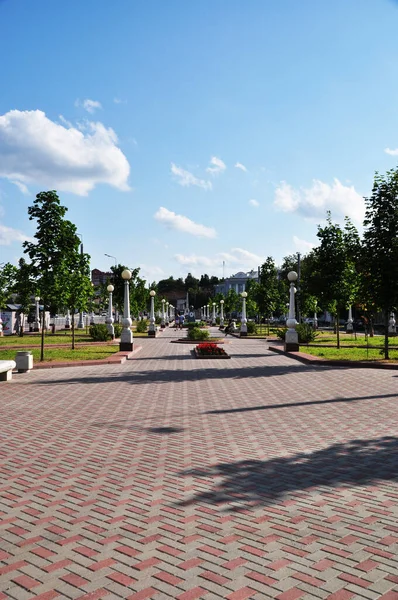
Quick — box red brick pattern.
[1,328,398,598]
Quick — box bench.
[0,360,16,381]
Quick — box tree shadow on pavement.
[31,363,349,387]
[177,436,398,511]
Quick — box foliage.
[361,168,398,359]
[305,213,361,349]
[12,259,35,336]
[296,323,319,343]
[89,324,111,341]
[196,342,227,356]
[113,324,122,337]
[0,346,118,362]
[0,262,18,310]
[246,321,257,334]
[136,319,148,333]
[23,191,92,359]
[224,288,240,315]
[275,327,288,341]
[187,327,209,341]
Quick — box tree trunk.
[369,316,374,337]
[336,310,340,349]
[40,308,45,362]
[384,311,389,360]
[72,309,75,350]
[19,314,24,337]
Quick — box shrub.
[185,321,206,329]
[276,327,288,341]
[296,323,319,343]
[275,324,319,343]
[113,324,122,338]
[136,319,148,333]
[187,327,209,341]
[155,316,161,325]
[246,321,257,334]
[89,324,110,341]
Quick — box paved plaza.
[1,329,398,600]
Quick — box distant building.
[215,270,259,295]
[91,269,113,287]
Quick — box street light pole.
[212,302,216,325]
[240,292,248,336]
[148,290,156,337]
[161,299,166,328]
[119,269,133,351]
[220,300,224,327]
[105,254,117,321]
[77,235,84,329]
[34,296,40,332]
[106,284,115,339]
[285,271,299,351]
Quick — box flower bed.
[194,342,230,359]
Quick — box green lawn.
[0,331,93,346]
[302,345,398,362]
[303,331,398,348]
[0,345,119,362]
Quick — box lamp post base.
[284,329,299,352]
[148,330,156,337]
[240,331,248,337]
[119,341,133,351]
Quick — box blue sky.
[1,0,398,283]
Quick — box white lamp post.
[77,307,84,329]
[165,302,170,326]
[220,299,225,327]
[34,296,40,332]
[314,302,318,330]
[206,304,210,322]
[346,306,353,333]
[119,269,133,351]
[106,284,115,339]
[240,291,248,336]
[161,299,166,328]
[65,309,71,330]
[285,271,299,351]
[148,290,156,337]
[388,312,396,334]
[212,302,216,325]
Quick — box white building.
[215,270,259,295]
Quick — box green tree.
[362,169,398,359]
[63,252,92,349]
[0,262,17,311]
[258,257,282,322]
[23,191,87,360]
[12,259,35,336]
[306,213,361,349]
[224,288,240,316]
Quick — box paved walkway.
[1,328,398,600]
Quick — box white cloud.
[385,147,398,156]
[175,247,264,273]
[154,207,216,238]
[274,178,365,224]
[0,109,130,195]
[292,235,314,254]
[75,98,102,114]
[113,97,127,105]
[235,162,247,172]
[171,163,212,191]
[249,199,259,207]
[0,223,33,245]
[10,180,29,194]
[206,156,226,175]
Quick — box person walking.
[179,313,185,330]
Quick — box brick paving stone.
[1,330,398,598]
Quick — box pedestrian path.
[1,329,398,599]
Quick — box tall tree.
[23,191,87,360]
[306,213,361,348]
[0,262,17,310]
[362,169,398,358]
